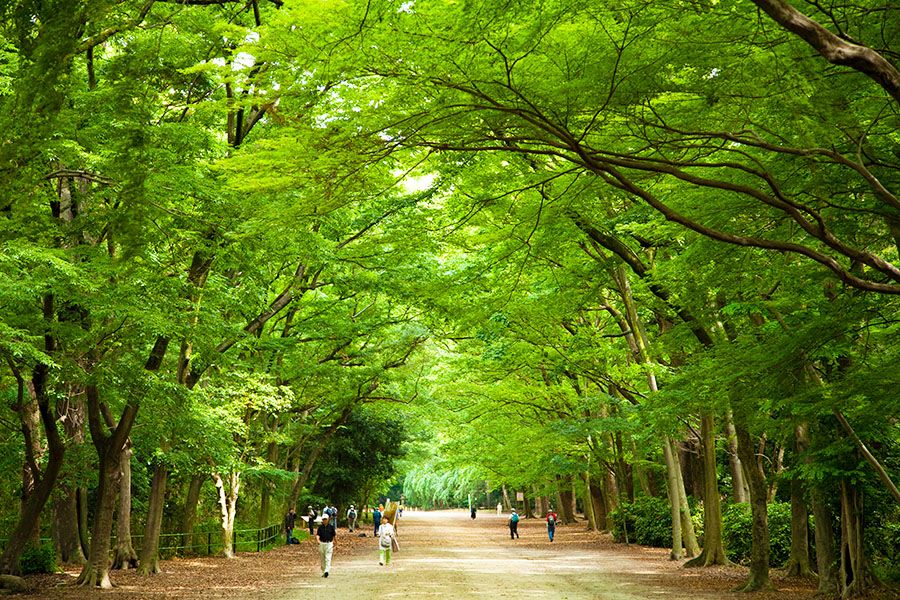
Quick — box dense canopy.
[0,0,897,597]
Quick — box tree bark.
[725,411,749,503]
[589,476,607,530]
[557,475,577,524]
[0,351,66,575]
[672,438,700,558]
[734,422,774,591]
[685,413,729,567]
[111,443,138,570]
[54,489,85,564]
[137,464,168,575]
[784,474,815,577]
[811,486,839,596]
[662,439,684,560]
[839,482,878,597]
[213,471,240,558]
[181,475,203,554]
[76,447,121,588]
[581,473,596,530]
[501,485,512,512]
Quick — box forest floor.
[24,510,831,599]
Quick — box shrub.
[19,544,56,574]
[721,502,791,566]
[610,497,672,547]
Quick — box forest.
[0,0,898,597]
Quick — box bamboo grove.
[0,0,897,597]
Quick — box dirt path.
[28,510,819,600]
[273,510,815,600]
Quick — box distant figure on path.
[496,502,502,516]
[377,516,399,566]
[347,505,358,532]
[373,505,383,535]
[284,508,296,544]
[546,508,558,542]
[307,505,317,535]
[470,505,477,519]
[508,508,520,539]
[316,514,336,578]
[325,504,338,528]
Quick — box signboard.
[516,492,524,501]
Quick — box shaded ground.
[26,510,824,599]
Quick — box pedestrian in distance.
[347,504,358,532]
[508,508,520,539]
[284,507,296,545]
[306,505,317,536]
[373,504,382,536]
[496,502,502,516]
[377,515,399,566]
[316,514,336,578]
[326,504,338,528]
[470,505,477,519]
[546,508,558,542]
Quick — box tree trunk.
[734,423,774,592]
[0,357,66,575]
[181,475,203,554]
[581,473,596,530]
[839,482,878,597]
[54,489,85,564]
[111,443,138,570]
[784,474,815,577]
[685,413,729,567]
[501,485,512,512]
[76,450,121,588]
[725,411,749,503]
[77,487,90,558]
[811,486,839,596]
[589,476,607,530]
[672,438,700,558]
[19,389,43,548]
[557,475,577,524]
[137,464,168,575]
[213,471,240,558]
[662,438,684,560]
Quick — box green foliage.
[609,497,672,547]
[19,544,56,574]
[721,502,792,567]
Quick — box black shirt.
[316,523,336,543]
[284,512,296,529]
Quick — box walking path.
[274,510,813,600]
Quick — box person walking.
[325,504,338,529]
[470,505,477,519]
[377,516,399,566]
[496,502,502,516]
[546,508,558,542]
[373,505,382,536]
[346,505,358,532]
[508,508,520,539]
[306,505,317,536]
[316,514,336,578]
[284,507,297,544]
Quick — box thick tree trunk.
[181,475,203,553]
[672,439,700,558]
[54,489,85,564]
[523,488,535,518]
[557,475,577,524]
[213,471,240,558]
[111,444,138,570]
[19,390,43,548]
[76,451,121,588]
[685,414,729,567]
[581,473,596,530]
[137,464,168,575]
[0,358,66,575]
[839,482,878,597]
[77,487,90,558]
[784,474,815,577]
[589,476,607,530]
[501,485,512,512]
[662,439,684,560]
[534,486,547,517]
[725,411,749,503]
[811,487,839,596]
[734,423,774,592]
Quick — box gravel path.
[273,510,813,600]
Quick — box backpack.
[348,509,357,519]
[547,514,556,525]
[379,525,393,548]
[511,513,519,523]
